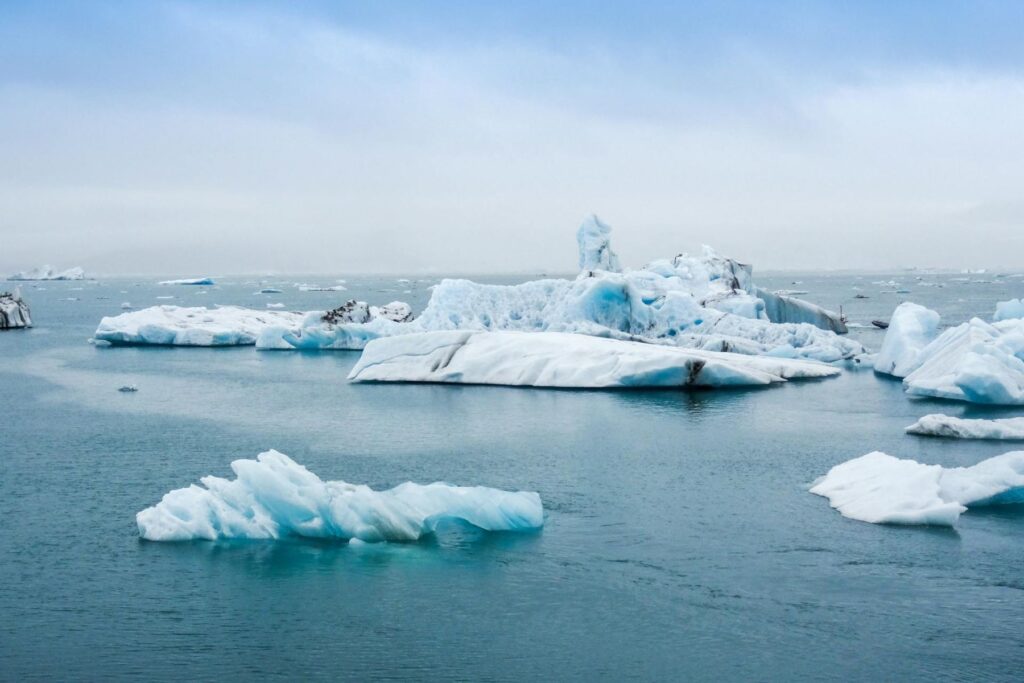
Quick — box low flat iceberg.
[94,305,304,346]
[906,414,1024,440]
[159,277,215,286]
[0,288,32,329]
[810,450,1024,526]
[137,450,543,542]
[348,330,840,388]
[8,265,86,281]
[874,302,1024,405]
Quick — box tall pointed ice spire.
[576,214,621,272]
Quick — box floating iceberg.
[873,302,940,376]
[8,265,85,281]
[810,450,1024,526]
[906,414,1024,440]
[94,305,304,346]
[0,288,32,329]
[874,302,1024,405]
[348,330,840,388]
[994,299,1024,322]
[137,450,543,542]
[95,215,862,361]
[158,277,215,286]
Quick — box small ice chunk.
[994,299,1024,322]
[873,302,940,377]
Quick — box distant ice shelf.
[158,277,215,286]
[348,330,840,389]
[8,265,86,281]
[810,450,1024,526]
[137,449,544,542]
[906,414,1024,440]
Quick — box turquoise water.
[2,273,1023,681]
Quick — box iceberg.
[906,414,1024,440]
[874,302,1024,405]
[0,288,32,329]
[810,450,1024,526]
[994,299,1024,322]
[577,214,621,272]
[94,305,304,346]
[873,302,941,377]
[137,449,543,542]
[8,265,85,281]
[348,330,840,388]
[158,277,215,286]
[94,215,863,361]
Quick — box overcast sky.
[2,1,1023,275]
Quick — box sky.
[1,0,1023,275]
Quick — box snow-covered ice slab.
[810,450,1024,526]
[94,305,304,346]
[906,414,1024,440]
[7,265,85,281]
[0,288,32,329]
[137,449,543,542]
[158,277,215,285]
[873,302,940,377]
[348,330,840,388]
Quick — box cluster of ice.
[94,215,861,362]
[137,450,544,542]
[255,300,414,350]
[8,265,85,281]
[158,277,215,286]
[906,414,1024,440]
[94,305,304,346]
[348,330,840,388]
[874,303,1024,404]
[810,450,1024,526]
[0,288,32,329]
[994,299,1024,322]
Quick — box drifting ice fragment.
[159,277,215,286]
[906,414,1024,440]
[994,299,1024,322]
[811,450,1024,526]
[873,302,940,377]
[0,288,32,329]
[137,450,544,542]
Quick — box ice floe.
[906,414,1024,440]
[810,450,1024,526]
[0,288,32,329]
[348,330,840,388]
[137,449,543,542]
[95,305,304,346]
[159,277,215,286]
[8,265,86,281]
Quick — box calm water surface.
[2,272,1023,681]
